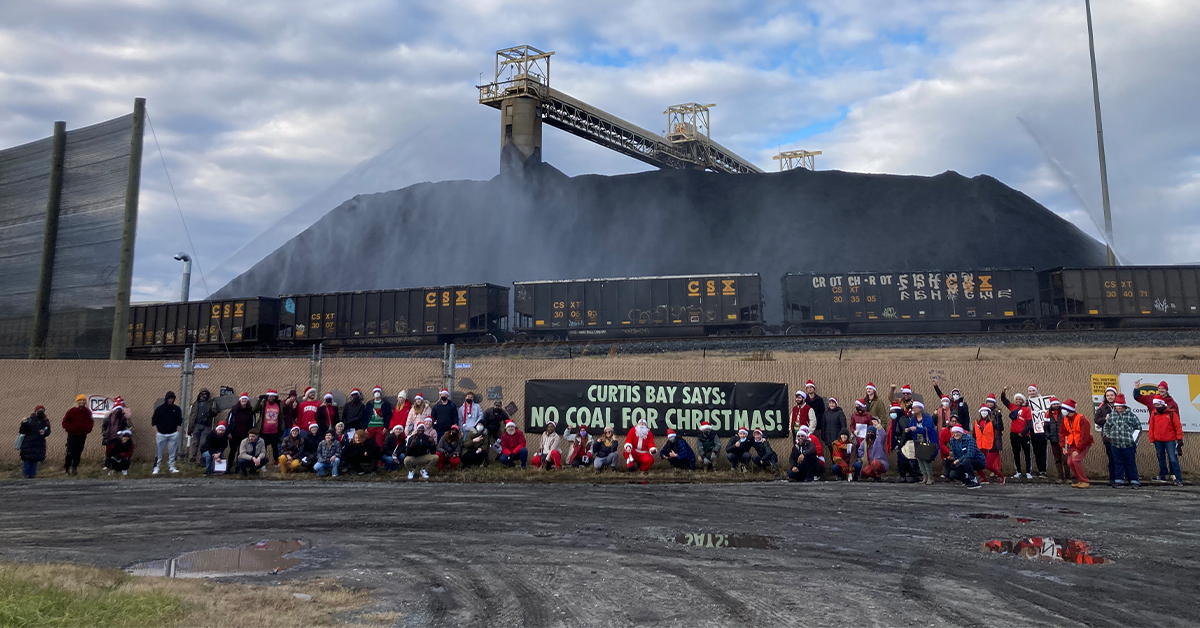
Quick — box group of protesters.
[15,379,1186,488]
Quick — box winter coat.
[316,439,342,465]
[750,438,776,461]
[849,410,872,439]
[281,433,305,459]
[225,404,256,439]
[302,432,322,457]
[390,400,413,431]
[933,385,972,429]
[19,414,51,462]
[539,431,562,456]
[499,428,526,455]
[341,399,370,431]
[821,407,847,444]
[695,431,720,457]
[1149,408,1183,443]
[188,391,219,432]
[430,400,459,434]
[866,394,890,424]
[366,398,393,429]
[789,438,817,468]
[382,432,407,458]
[108,438,134,462]
[481,407,509,439]
[568,435,592,464]
[1041,408,1063,441]
[61,406,94,436]
[829,438,856,468]
[974,416,1003,452]
[725,435,753,458]
[857,434,889,471]
[151,402,184,435]
[101,409,131,445]
[1001,393,1032,435]
[948,433,986,467]
[458,401,483,432]
[462,428,489,458]
[203,430,229,455]
[660,437,696,466]
[437,433,463,457]
[1137,390,1179,415]
[405,404,433,436]
[281,395,299,432]
[808,393,826,426]
[1101,408,1141,449]
[343,438,382,466]
[908,413,939,448]
[1061,412,1094,451]
[592,437,620,459]
[237,437,267,463]
[405,432,437,457]
[315,403,339,432]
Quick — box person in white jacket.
[458,392,483,433]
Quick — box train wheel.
[515,332,530,343]
[749,325,765,336]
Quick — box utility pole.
[110,97,145,359]
[29,120,67,359]
[175,253,191,301]
[1086,0,1116,265]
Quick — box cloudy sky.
[2,0,1196,301]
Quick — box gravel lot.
[0,479,1196,627]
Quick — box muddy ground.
[0,479,1196,627]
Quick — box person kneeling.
[278,426,306,474]
[381,426,406,471]
[726,427,753,471]
[624,418,656,472]
[237,431,269,477]
[947,426,985,489]
[498,420,528,468]
[532,421,563,470]
[404,423,438,480]
[788,428,819,481]
[461,422,490,467]
[106,430,135,475]
[567,427,592,468]
[830,430,856,481]
[437,425,463,471]
[660,429,696,470]
[751,428,778,473]
[591,426,620,471]
[342,429,382,475]
[854,423,889,481]
[201,423,229,475]
[696,421,720,471]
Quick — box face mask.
[952,394,960,400]
[941,401,950,408]
[890,412,898,419]
[374,392,381,400]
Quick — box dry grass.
[0,562,389,628]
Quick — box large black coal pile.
[214,157,1108,320]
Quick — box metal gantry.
[478,46,763,174]
[773,149,822,171]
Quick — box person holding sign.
[726,427,754,472]
[696,421,721,471]
[592,426,620,471]
[624,418,657,472]
[532,421,563,470]
[750,428,778,473]
[849,400,872,447]
[660,429,696,470]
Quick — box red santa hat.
[865,382,877,392]
[546,420,557,428]
[890,401,902,411]
[239,392,250,401]
[1028,384,1038,392]
[940,396,950,402]
[505,420,516,428]
[700,421,713,431]
[737,426,749,435]
[440,389,450,397]
[450,424,460,432]
[900,385,912,395]
[266,389,278,396]
[666,428,677,439]
[112,396,124,407]
[350,388,361,396]
[1152,396,1166,406]
[986,393,997,403]
[805,380,815,388]
[414,394,424,401]
[1159,380,1169,390]
[753,428,763,436]
[324,392,334,400]
[372,386,382,394]
[1114,394,1128,406]
[1048,396,1061,406]
[303,387,315,396]
[215,421,226,431]
[854,398,866,408]
[1062,399,1077,412]
[797,425,811,436]
[979,405,991,416]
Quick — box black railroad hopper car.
[782,269,1039,334]
[277,284,509,347]
[1040,266,1200,329]
[513,274,763,340]
[128,298,280,351]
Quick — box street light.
[174,252,191,302]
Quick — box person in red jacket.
[1001,387,1033,479]
[624,417,657,472]
[61,394,95,475]
[391,391,413,431]
[1136,379,1179,414]
[296,388,320,434]
[938,416,958,479]
[498,420,528,468]
[1148,396,1184,485]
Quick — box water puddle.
[127,540,310,578]
[982,538,1109,564]
[670,532,777,549]
[966,513,1036,523]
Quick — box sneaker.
[107,469,113,476]
[966,481,982,490]
[169,467,179,474]
[1025,473,1033,479]
[1011,472,1022,479]
[1130,481,1142,489]
[121,470,128,476]
[1071,482,1090,489]
[997,475,1005,484]
[152,467,159,475]
[407,471,414,480]
[420,469,429,480]
[1175,481,1185,487]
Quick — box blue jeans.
[21,460,38,478]
[499,448,527,468]
[381,454,403,471]
[1112,446,1140,484]
[1154,441,1182,479]
[201,451,218,474]
[314,458,339,477]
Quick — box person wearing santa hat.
[787,427,819,481]
[790,390,815,435]
[364,386,393,449]
[660,429,696,470]
[1148,396,1184,484]
[932,383,972,430]
[624,418,657,472]
[498,420,528,468]
[1040,397,1068,481]
[403,423,438,479]
[864,383,888,425]
[278,426,306,474]
[341,388,369,435]
[101,397,131,447]
[890,383,917,415]
[406,395,432,437]
[431,389,459,436]
[696,422,720,471]
[281,389,300,434]
[1093,386,1119,486]
[1001,386,1034,480]
[1135,378,1180,414]
[1059,399,1094,488]
[532,421,563,470]
[381,425,407,471]
[932,396,954,434]
[106,430,135,476]
[887,401,914,482]
[591,426,621,471]
[253,389,284,463]
[390,391,412,432]
[726,427,754,472]
[296,388,321,435]
[946,425,985,489]
[436,424,463,472]
[458,391,483,434]
[750,428,778,473]
[567,426,592,468]
[224,393,256,462]
[973,405,1005,484]
[1102,394,1142,487]
[201,423,229,475]
[804,380,825,430]
[854,422,889,481]
[849,399,872,447]
[821,397,847,456]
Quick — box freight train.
[126,266,1200,354]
